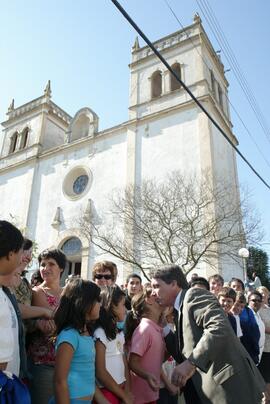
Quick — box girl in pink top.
[125,287,165,404]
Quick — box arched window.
[170,63,181,91]
[72,115,90,142]
[62,237,82,256]
[20,128,29,149]
[9,132,18,154]
[61,237,82,281]
[151,70,162,99]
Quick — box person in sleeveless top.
[27,248,66,404]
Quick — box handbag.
[0,370,31,404]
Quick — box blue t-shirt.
[56,328,95,399]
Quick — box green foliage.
[248,246,270,289]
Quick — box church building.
[0,15,242,283]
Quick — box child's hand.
[36,319,55,335]
[168,383,179,396]
[146,373,159,391]
[41,307,53,319]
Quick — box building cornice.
[1,96,71,128]
[0,93,237,174]
[130,20,225,79]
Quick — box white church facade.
[0,15,243,283]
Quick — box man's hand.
[171,360,196,388]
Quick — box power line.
[196,0,270,146]
[200,0,270,140]
[162,0,270,170]
[110,0,270,191]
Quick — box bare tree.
[78,171,263,279]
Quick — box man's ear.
[7,251,14,261]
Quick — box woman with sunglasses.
[92,262,115,287]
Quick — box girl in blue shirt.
[49,278,107,404]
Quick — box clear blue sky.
[1,0,270,255]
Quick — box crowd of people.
[0,219,270,403]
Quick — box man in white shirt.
[0,268,22,376]
[248,291,265,363]
[0,220,23,371]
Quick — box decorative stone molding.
[131,27,196,63]
[193,12,202,24]
[51,206,62,228]
[132,36,140,52]
[83,198,92,220]
[44,80,52,98]
[4,87,71,125]
[7,99,14,113]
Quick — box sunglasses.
[249,299,262,303]
[95,274,112,280]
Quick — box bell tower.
[128,14,231,128]
[0,81,71,166]
[126,15,241,279]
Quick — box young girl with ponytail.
[125,287,165,404]
[93,285,132,404]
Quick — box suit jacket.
[240,306,260,364]
[165,288,265,404]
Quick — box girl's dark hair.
[22,238,33,251]
[31,269,43,286]
[125,287,152,343]
[54,278,100,335]
[94,285,126,340]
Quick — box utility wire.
[196,0,270,145]
[110,0,270,191]
[200,0,270,140]
[163,0,270,170]
[196,0,269,137]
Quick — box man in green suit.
[151,265,265,404]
